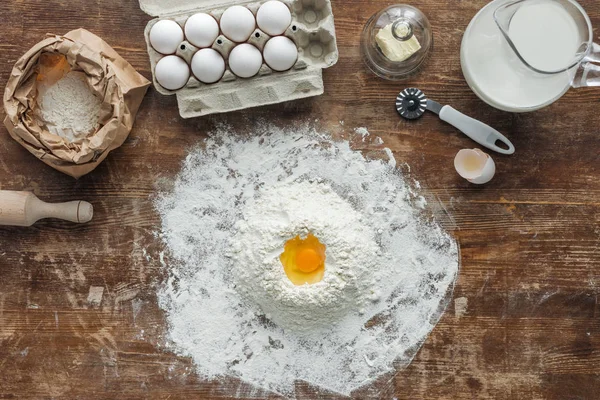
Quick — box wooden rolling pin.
[0,191,93,226]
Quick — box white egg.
[150,20,184,55]
[257,1,292,36]
[454,149,496,184]
[185,13,220,48]
[263,36,298,71]
[155,56,190,90]
[220,6,256,42]
[191,49,225,84]
[229,44,263,78]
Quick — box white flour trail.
[155,123,459,397]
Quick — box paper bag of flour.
[3,29,150,178]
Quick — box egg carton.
[139,0,339,118]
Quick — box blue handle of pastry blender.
[439,106,515,155]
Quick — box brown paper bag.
[3,29,150,178]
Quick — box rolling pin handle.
[34,199,94,224]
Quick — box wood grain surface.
[1,0,599,399]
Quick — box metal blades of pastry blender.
[396,88,427,119]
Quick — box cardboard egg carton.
[140,0,339,118]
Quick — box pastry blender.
[396,88,515,154]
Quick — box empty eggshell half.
[229,44,263,78]
[257,0,293,36]
[263,36,298,71]
[220,5,256,42]
[155,55,190,90]
[150,20,185,55]
[191,48,225,84]
[185,13,220,48]
[454,148,496,184]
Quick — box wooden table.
[1,0,599,398]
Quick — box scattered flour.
[86,286,104,307]
[155,123,459,397]
[354,126,370,141]
[384,147,397,168]
[38,71,102,142]
[454,297,468,317]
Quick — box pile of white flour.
[155,123,459,397]
[37,71,102,142]
[233,180,380,332]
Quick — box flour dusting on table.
[155,123,459,397]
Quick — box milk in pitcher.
[461,0,581,112]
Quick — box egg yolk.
[280,233,326,285]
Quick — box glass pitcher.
[460,0,600,112]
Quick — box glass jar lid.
[361,5,433,80]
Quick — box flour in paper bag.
[38,71,101,142]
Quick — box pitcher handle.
[572,42,600,88]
